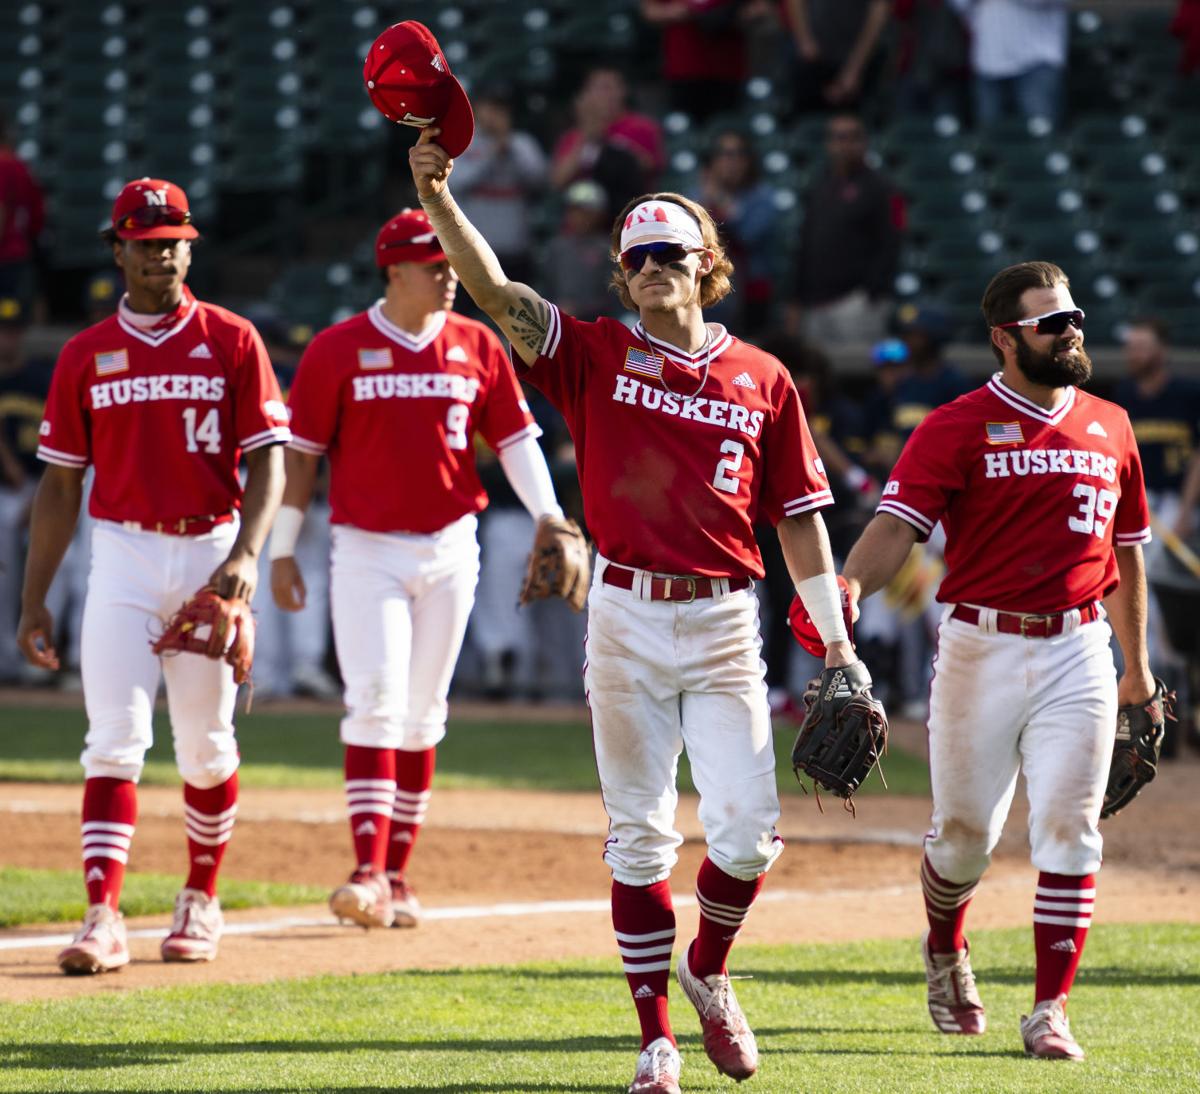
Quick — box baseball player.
[269,208,569,931]
[410,127,865,1094]
[839,261,1153,1060]
[16,178,288,974]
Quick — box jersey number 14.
[183,407,222,453]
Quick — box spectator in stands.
[0,111,45,330]
[891,0,971,118]
[540,180,617,322]
[888,304,971,435]
[692,129,778,335]
[947,0,1070,127]
[447,85,548,288]
[783,0,892,113]
[790,113,903,345]
[549,66,665,221]
[83,270,124,327]
[639,1,767,122]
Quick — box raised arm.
[410,128,556,367]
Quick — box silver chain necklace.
[644,324,713,400]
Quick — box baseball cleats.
[330,868,395,929]
[161,888,224,962]
[57,903,130,975]
[676,946,758,1081]
[628,1037,681,1094]
[922,930,986,1034]
[389,876,421,928]
[1021,995,1084,1060]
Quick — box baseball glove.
[791,660,888,812]
[151,587,256,684]
[520,515,590,612]
[788,575,854,658]
[1101,677,1175,819]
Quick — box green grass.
[0,706,929,796]
[0,868,327,928]
[0,925,1195,1092]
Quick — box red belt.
[950,602,1100,638]
[122,513,236,537]
[602,562,751,603]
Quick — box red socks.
[1033,872,1094,1005]
[612,879,676,1049]
[689,856,764,978]
[183,773,238,896]
[386,747,435,880]
[921,854,978,953]
[344,745,396,872]
[81,777,137,908]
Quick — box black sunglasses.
[619,242,699,273]
[118,205,193,231]
[996,308,1085,336]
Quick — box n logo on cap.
[144,188,170,206]
[624,205,671,231]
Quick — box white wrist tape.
[267,505,305,561]
[795,572,849,646]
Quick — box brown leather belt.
[121,513,236,536]
[950,602,1100,638]
[601,562,751,603]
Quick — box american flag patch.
[94,349,129,376]
[624,347,664,378]
[358,348,393,370]
[985,421,1024,444]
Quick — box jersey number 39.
[1068,483,1117,539]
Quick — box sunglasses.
[619,242,701,273]
[117,206,193,231]
[996,308,1085,336]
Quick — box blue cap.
[871,338,909,366]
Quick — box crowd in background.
[2,1,1200,751]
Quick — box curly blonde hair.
[608,192,734,311]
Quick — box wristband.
[795,572,849,646]
[267,505,305,561]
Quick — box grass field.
[1,925,1195,1092]
[0,705,929,796]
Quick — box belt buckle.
[1019,613,1052,638]
[663,576,696,603]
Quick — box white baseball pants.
[924,606,1118,882]
[330,515,480,751]
[585,556,783,886]
[80,520,241,787]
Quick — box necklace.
[643,324,713,400]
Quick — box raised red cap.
[110,178,199,240]
[363,21,474,158]
[375,207,447,267]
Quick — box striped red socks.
[612,879,676,1049]
[81,777,137,908]
[184,773,238,896]
[386,747,435,879]
[689,856,764,977]
[921,854,978,953]
[1033,872,1094,1005]
[344,745,396,872]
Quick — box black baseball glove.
[791,660,888,812]
[1101,677,1175,819]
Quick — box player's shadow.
[751,965,1200,988]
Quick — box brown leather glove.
[151,587,256,684]
[519,515,590,612]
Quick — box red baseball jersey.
[287,304,539,533]
[520,306,831,578]
[38,288,290,523]
[877,375,1151,613]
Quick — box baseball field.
[1,691,1198,1092]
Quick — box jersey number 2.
[713,439,745,494]
[182,407,221,453]
[1068,483,1117,539]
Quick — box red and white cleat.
[329,868,395,929]
[922,930,987,1034]
[628,1037,681,1094]
[389,876,421,929]
[58,904,130,975]
[161,888,224,962]
[1021,995,1085,1060]
[676,947,758,1081]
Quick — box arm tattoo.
[507,296,550,354]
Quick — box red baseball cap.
[110,178,199,240]
[363,21,474,158]
[375,208,447,267]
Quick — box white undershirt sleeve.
[497,434,563,520]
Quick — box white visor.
[619,200,705,254]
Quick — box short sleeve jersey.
[519,306,831,578]
[877,375,1151,613]
[287,304,539,533]
[1111,374,1200,495]
[38,292,290,524]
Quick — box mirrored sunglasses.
[619,242,699,273]
[996,309,1085,336]
[117,206,193,231]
